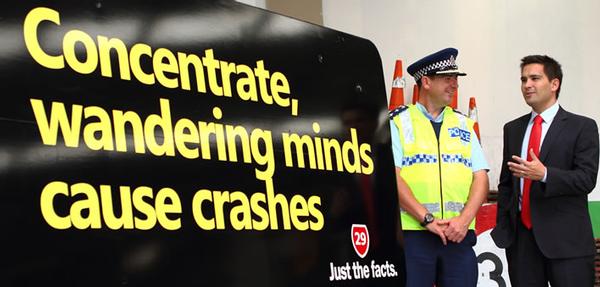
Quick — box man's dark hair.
[520,55,563,98]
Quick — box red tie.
[521,115,542,229]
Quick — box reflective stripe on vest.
[399,201,465,213]
[392,105,475,230]
[399,109,415,144]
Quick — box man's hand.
[439,216,469,243]
[508,149,546,181]
[425,219,449,245]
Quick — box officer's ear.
[421,75,433,90]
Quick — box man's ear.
[550,78,560,93]
[421,76,431,90]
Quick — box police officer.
[389,48,489,287]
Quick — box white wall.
[323,0,600,200]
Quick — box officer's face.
[520,63,558,113]
[425,74,458,107]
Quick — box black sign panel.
[0,1,405,286]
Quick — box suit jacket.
[491,106,599,259]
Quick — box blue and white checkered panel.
[402,154,438,167]
[441,154,472,168]
[414,58,458,81]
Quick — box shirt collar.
[530,101,559,124]
[416,102,445,123]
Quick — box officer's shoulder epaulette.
[452,108,468,118]
[389,105,408,119]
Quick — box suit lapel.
[539,106,568,162]
[514,115,530,148]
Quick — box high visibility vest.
[392,105,475,230]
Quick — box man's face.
[520,63,559,112]
[425,74,458,107]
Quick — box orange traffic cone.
[450,90,458,109]
[412,84,419,104]
[388,60,405,110]
[468,97,481,142]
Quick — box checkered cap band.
[413,59,459,81]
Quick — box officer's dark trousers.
[403,230,477,287]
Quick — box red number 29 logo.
[351,224,370,258]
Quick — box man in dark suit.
[491,55,599,286]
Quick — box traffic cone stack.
[412,84,419,104]
[388,60,405,110]
[468,97,481,142]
